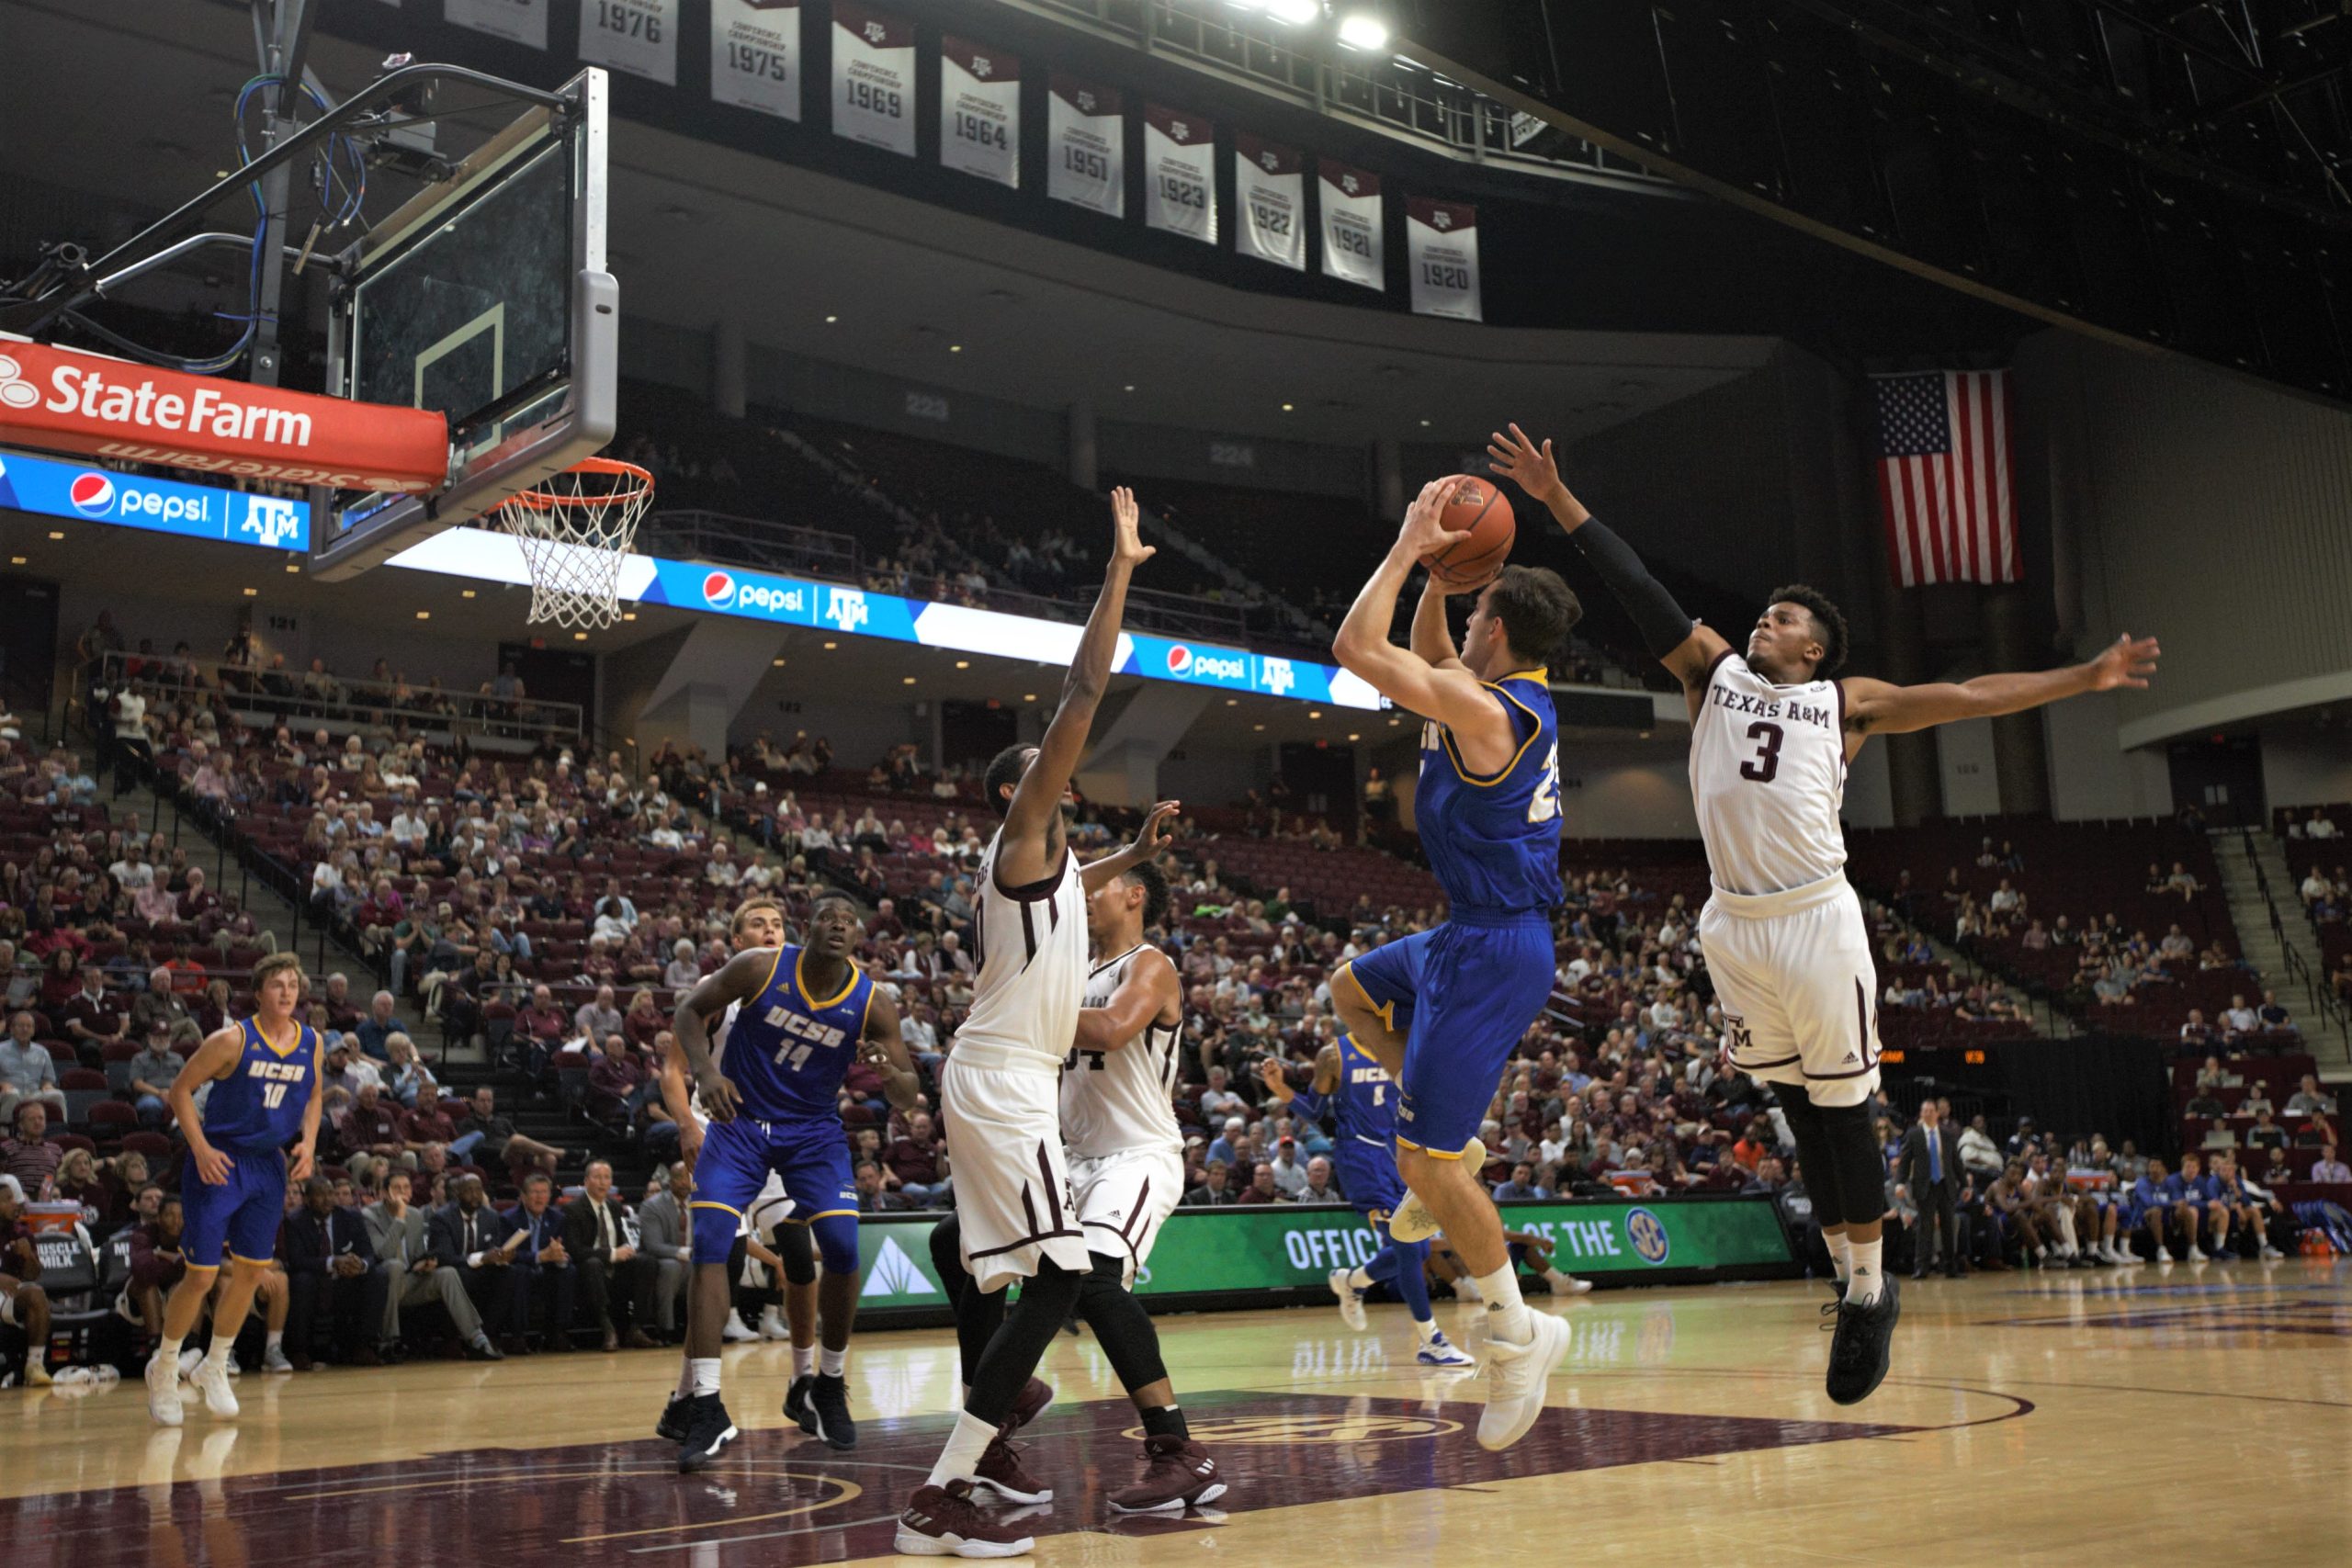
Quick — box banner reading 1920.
[846,1197,1792,1309]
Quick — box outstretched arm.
[1081,800,1180,897]
[1842,635,2160,755]
[1000,488,1154,886]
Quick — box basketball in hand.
[1421,477,1515,589]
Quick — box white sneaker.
[191,1356,239,1419]
[222,1351,242,1377]
[1416,1331,1476,1370]
[2260,1244,2285,1259]
[263,1346,296,1373]
[1545,1269,1594,1295]
[145,1350,184,1427]
[177,1347,205,1379]
[1476,1311,1568,1451]
[1452,1274,1485,1303]
[758,1307,792,1341]
[1389,1138,1486,1243]
[721,1310,759,1344]
[1328,1269,1368,1332]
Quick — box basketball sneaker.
[783,1373,818,1435]
[191,1354,239,1418]
[971,1424,1051,1504]
[1415,1331,1476,1369]
[1389,1138,1485,1243]
[895,1479,1036,1558]
[1328,1268,1368,1331]
[675,1393,739,1473]
[1476,1310,1568,1450]
[721,1310,759,1343]
[1005,1376,1054,1433]
[144,1348,184,1427]
[1825,1277,1901,1405]
[807,1371,857,1450]
[1107,1435,1226,1514]
[261,1345,297,1373]
[655,1391,691,1443]
[758,1306,792,1340]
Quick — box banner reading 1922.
[846,1196,1792,1309]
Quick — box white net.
[491,458,652,630]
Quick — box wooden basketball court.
[7,1261,2346,1565]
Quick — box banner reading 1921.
[848,1197,1792,1309]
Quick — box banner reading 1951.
[1046,74,1124,218]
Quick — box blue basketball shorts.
[1332,1138,1406,1224]
[689,1115,855,1264]
[180,1147,289,1269]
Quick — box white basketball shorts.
[1068,1144,1185,1290]
[941,1048,1092,1294]
[1699,873,1883,1109]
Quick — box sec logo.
[1625,1206,1671,1265]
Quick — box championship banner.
[1142,105,1216,243]
[0,339,448,492]
[831,2,915,157]
[842,1197,1796,1309]
[1407,196,1481,321]
[939,36,1020,187]
[1318,158,1384,290]
[1234,131,1304,270]
[710,0,800,120]
[578,0,675,85]
[1046,74,1124,218]
[446,0,548,48]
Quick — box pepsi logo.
[702,570,736,608]
[1167,645,1193,674]
[68,473,114,515]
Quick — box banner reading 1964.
[1046,74,1124,218]
[1234,131,1304,270]
[831,1,915,157]
[1319,158,1384,291]
[1143,105,1216,243]
[710,0,799,120]
[1408,196,1481,321]
[447,0,548,48]
[940,36,1020,187]
[578,0,675,85]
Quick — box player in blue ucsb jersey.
[1329,476,1584,1450]
[669,892,917,1464]
[145,952,322,1426]
[1261,1032,1475,1368]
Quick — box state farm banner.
[1046,75,1124,218]
[1407,196,1481,321]
[1142,105,1216,243]
[446,0,547,48]
[578,0,676,85]
[940,37,1019,187]
[710,0,800,120]
[0,338,449,492]
[831,2,914,157]
[1234,131,1303,270]
[1318,159,1384,291]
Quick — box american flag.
[1872,369,2018,586]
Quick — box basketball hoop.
[491,456,652,630]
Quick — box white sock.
[1475,1264,1532,1344]
[265,1330,283,1350]
[1847,1238,1885,1306]
[157,1335,184,1365]
[1826,1232,1854,1283]
[926,1409,1000,1489]
[205,1334,236,1368]
[1346,1267,1373,1292]
[689,1357,721,1398]
[794,1345,818,1379]
[819,1346,845,1378]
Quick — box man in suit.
[364,1168,502,1359]
[633,1163,693,1339]
[1895,1101,1965,1278]
[280,1176,391,1368]
[560,1158,652,1351]
[508,1171,577,1350]
[431,1173,531,1355]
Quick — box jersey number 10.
[262,1083,288,1109]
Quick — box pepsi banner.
[710,0,801,120]
[0,447,311,552]
[383,526,1384,711]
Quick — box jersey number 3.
[1527,743,1561,824]
[1738,722,1784,784]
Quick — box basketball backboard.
[312,67,615,581]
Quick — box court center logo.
[68,472,115,515]
[0,353,39,409]
[703,570,737,609]
[1625,1206,1671,1265]
[862,1236,938,1298]
[1138,1413,1461,1445]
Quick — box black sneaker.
[1818,1277,1847,1331]
[655,1391,690,1443]
[783,1373,818,1436]
[807,1371,856,1450]
[674,1393,739,1473]
[1826,1277,1900,1405]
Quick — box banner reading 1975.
[710,0,799,120]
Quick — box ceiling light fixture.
[573,631,587,641]
[955,660,969,669]
[8,556,25,566]
[949,344,963,354]
[1337,11,1391,50]
[773,658,786,667]
[1253,723,1266,731]
[242,587,257,597]
[1280,402,1295,412]
[902,675,917,684]
[461,589,477,599]
[823,640,838,649]
[1264,0,1322,23]
[46,531,63,540]
[285,562,300,573]
[415,610,431,620]
[824,314,838,323]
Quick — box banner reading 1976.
[940,36,1020,187]
[578,0,676,85]
[710,0,799,120]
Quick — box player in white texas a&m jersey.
[896,486,1159,1560]
[1487,421,2159,1406]
[1052,804,1226,1513]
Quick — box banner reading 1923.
[1234,130,1304,271]
[1046,74,1124,218]
[579,0,676,85]
[939,36,1020,187]
[710,0,799,120]
[1143,104,1216,243]
[831,1,915,157]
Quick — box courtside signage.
[384,525,1385,710]
[0,446,311,551]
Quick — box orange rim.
[500,456,654,510]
